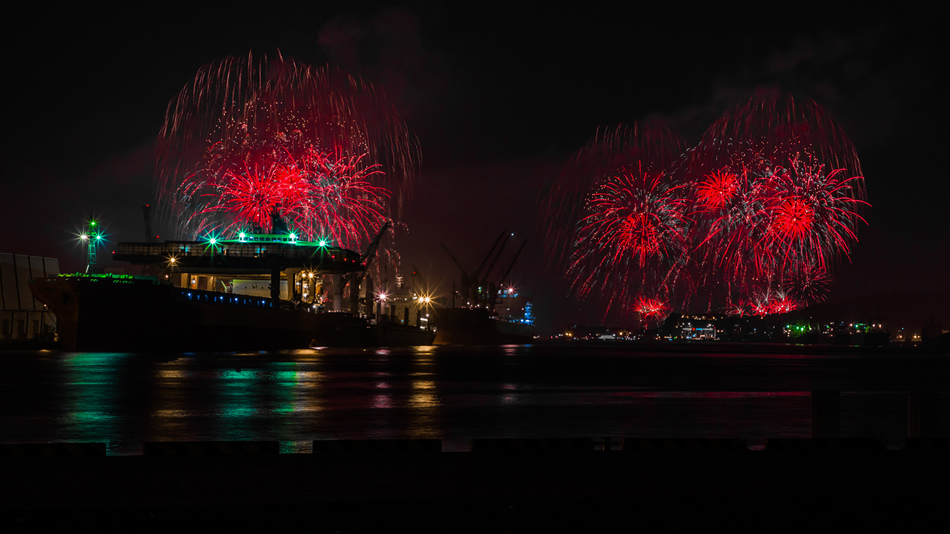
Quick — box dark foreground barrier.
[903,438,950,450]
[142,441,280,455]
[313,439,442,453]
[470,437,594,452]
[764,438,886,451]
[0,442,106,457]
[620,438,749,452]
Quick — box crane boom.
[488,240,527,312]
[471,231,507,284]
[342,220,393,287]
[440,243,468,278]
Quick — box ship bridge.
[114,240,363,274]
[113,236,364,304]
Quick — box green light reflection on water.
[216,368,262,418]
[59,352,131,453]
[214,362,322,420]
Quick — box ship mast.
[80,215,103,274]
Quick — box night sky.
[2,4,947,333]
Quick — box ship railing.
[116,242,361,264]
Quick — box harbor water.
[1,343,948,454]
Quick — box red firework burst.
[695,170,739,211]
[189,146,389,247]
[579,163,689,268]
[568,160,690,320]
[685,94,867,311]
[541,124,690,323]
[157,53,418,249]
[760,156,868,273]
[542,94,869,325]
[746,290,797,316]
[770,196,814,242]
[634,296,670,325]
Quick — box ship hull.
[31,276,433,351]
[432,308,534,345]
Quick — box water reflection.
[409,380,437,408]
[1,346,939,454]
[373,381,393,409]
[500,383,518,405]
[408,352,441,439]
[216,368,260,418]
[59,353,128,453]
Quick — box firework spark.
[633,296,670,326]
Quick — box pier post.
[811,390,841,438]
[907,391,934,438]
[909,391,920,438]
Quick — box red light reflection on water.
[608,391,808,399]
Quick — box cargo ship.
[434,232,535,345]
[432,306,534,345]
[31,225,434,351]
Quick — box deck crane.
[340,220,393,312]
[440,243,470,307]
[488,240,527,313]
[476,232,513,304]
[443,230,527,310]
[442,230,508,307]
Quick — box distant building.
[659,313,719,341]
[0,253,59,342]
[680,321,717,340]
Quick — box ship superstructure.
[31,223,434,350]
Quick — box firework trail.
[542,94,868,325]
[157,52,419,250]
